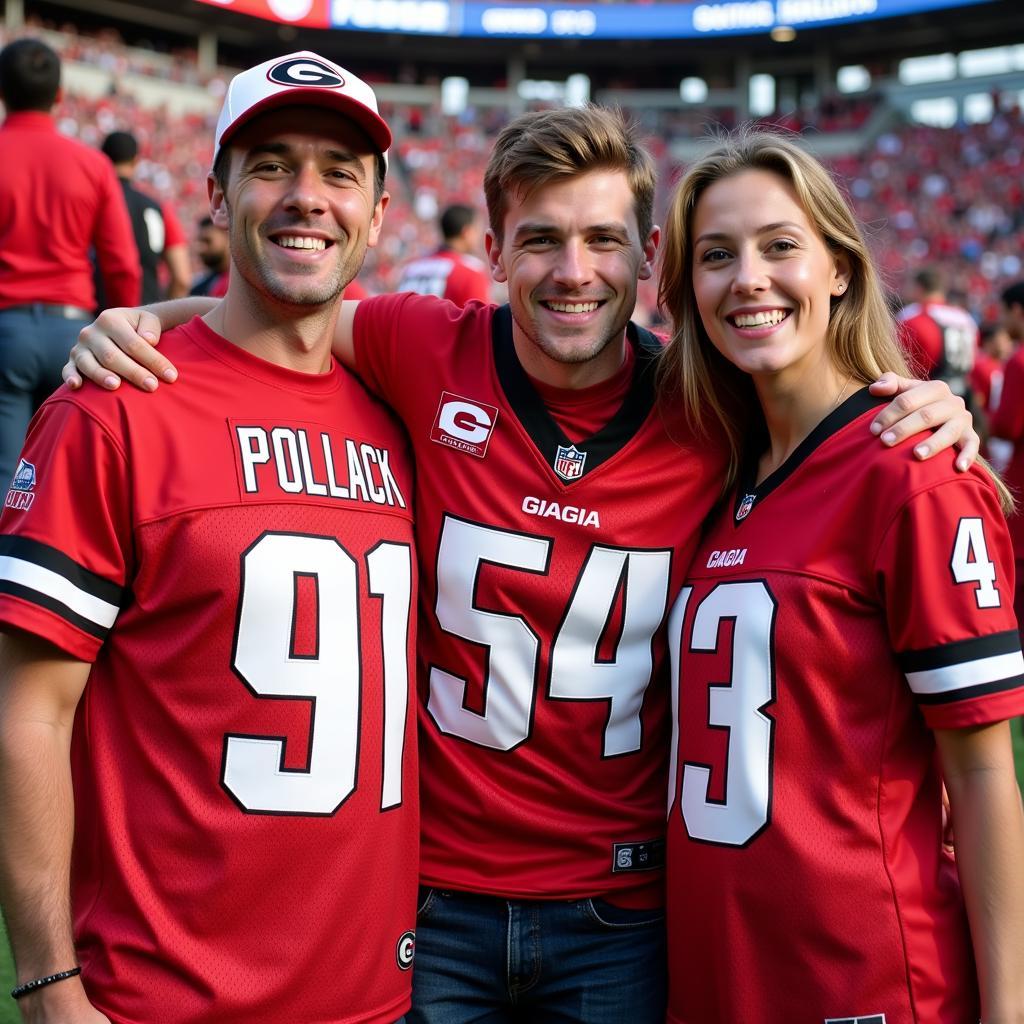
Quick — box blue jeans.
[408,888,666,1024]
[0,306,90,487]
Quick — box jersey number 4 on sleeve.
[951,517,1000,609]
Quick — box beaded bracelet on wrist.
[10,966,82,1000]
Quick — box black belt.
[1,303,93,320]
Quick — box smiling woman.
[689,168,852,451]
[657,128,1024,1024]
[658,130,902,490]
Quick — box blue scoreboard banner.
[329,0,994,39]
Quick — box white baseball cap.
[212,51,391,169]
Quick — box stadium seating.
[3,17,1021,321]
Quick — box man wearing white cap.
[0,53,418,1024]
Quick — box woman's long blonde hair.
[658,128,903,485]
[656,127,1010,512]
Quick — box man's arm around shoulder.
[64,299,363,392]
[0,631,109,1023]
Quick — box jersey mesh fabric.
[354,292,726,905]
[0,318,419,1024]
[665,390,1024,1024]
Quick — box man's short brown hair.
[483,105,656,244]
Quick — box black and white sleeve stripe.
[0,536,124,640]
[897,630,1024,705]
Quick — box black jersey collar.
[732,386,886,524]
[492,304,660,484]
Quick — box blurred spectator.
[971,321,1015,473]
[100,130,190,304]
[0,37,139,487]
[396,202,491,305]
[972,321,1014,414]
[988,279,1024,637]
[1002,279,1024,345]
[828,113,1024,326]
[189,216,229,298]
[898,266,979,406]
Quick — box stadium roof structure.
[13,0,1022,102]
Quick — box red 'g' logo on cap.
[267,57,344,89]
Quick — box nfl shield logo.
[735,493,755,522]
[554,444,586,481]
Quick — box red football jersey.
[898,300,978,384]
[665,389,1024,1024]
[988,344,1024,558]
[396,248,491,307]
[0,318,419,1024]
[354,293,725,904]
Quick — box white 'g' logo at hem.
[396,930,415,970]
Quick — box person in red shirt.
[660,129,1024,1024]
[971,322,1013,416]
[969,321,1014,472]
[988,280,1024,634]
[0,50,419,1024]
[0,38,140,489]
[898,266,979,404]
[397,203,491,306]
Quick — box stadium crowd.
[3,17,1021,329]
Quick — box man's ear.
[485,229,507,284]
[638,225,661,282]
[209,173,229,230]
[366,192,390,249]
